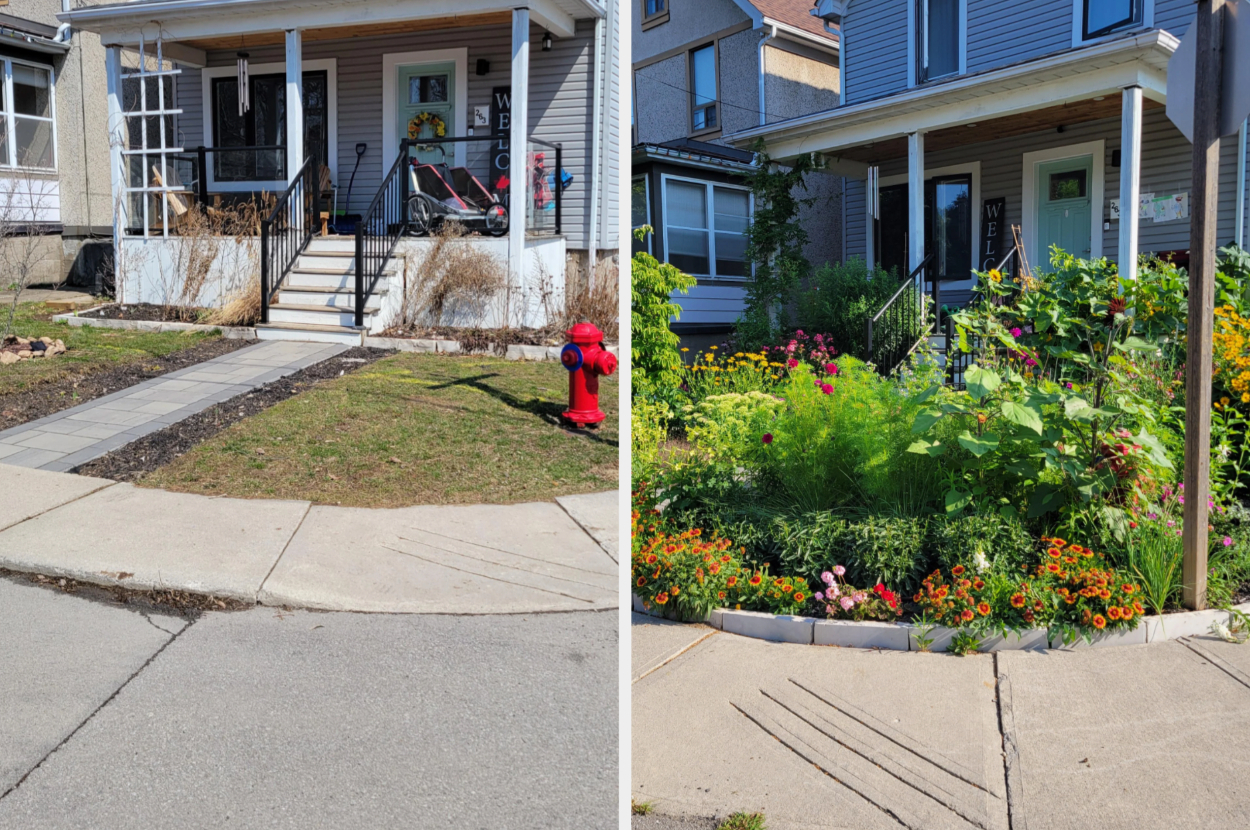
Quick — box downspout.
[586,16,604,287]
[758,24,777,126]
[1238,118,1247,249]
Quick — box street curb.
[52,306,256,339]
[633,594,1250,653]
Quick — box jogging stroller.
[406,145,508,237]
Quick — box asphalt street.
[0,576,617,829]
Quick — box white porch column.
[509,8,530,310]
[285,29,304,181]
[1119,85,1143,281]
[105,46,127,302]
[908,131,925,274]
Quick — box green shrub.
[631,398,670,478]
[631,229,695,405]
[683,391,783,464]
[840,515,930,595]
[929,513,1038,576]
[793,258,904,359]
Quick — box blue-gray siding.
[175,19,605,249]
[843,0,908,105]
[966,1,1069,75]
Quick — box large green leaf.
[1027,483,1066,518]
[945,488,973,514]
[1134,428,1175,470]
[965,364,1000,402]
[1115,335,1157,353]
[957,430,1000,457]
[1001,400,1043,435]
[1064,396,1094,421]
[912,408,944,434]
[907,439,946,457]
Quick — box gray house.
[729,0,1249,305]
[631,0,840,346]
[0,0,112,288]
[58,0,620,343]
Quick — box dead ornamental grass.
[401,222,507,329]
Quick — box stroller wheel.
[407,195,432,236]
[485,203,509,237]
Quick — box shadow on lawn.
[429,372,619,448]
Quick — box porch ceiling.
[726,30,1178,163]
[834,96,1165,165]
[177,12,511,50]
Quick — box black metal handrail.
[944,246,1021,388]
[865,252,934,374]
[259,156,320,325]
[353,139,411,327]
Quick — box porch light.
[237,51,250,115]
[542,31,553,51]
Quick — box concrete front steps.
[256,236,398,345]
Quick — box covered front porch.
[61,0,609,339]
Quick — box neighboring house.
[631,0,840,347]
[59,0,620,344]
[729,0,1250,312]
[0,0,113,289]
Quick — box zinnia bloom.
[762,433,774,445]
[787,358,799,369]
[821,383,834,395]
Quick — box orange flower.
[1121,584,1136,594]
[1047,562,1061,573]
[977,602,991,616]
[749,573,763,586]
[646,554,658,564]
[636,577,646,587]
[1133,601,1145,615]
[973,580,985,590]
[717,591,726,600]
[656,592,670,605]
[1010,594,1026,608]
[1047,548,1062,559]
[727,576,738,588]
[1107,606,1122,620]
[961,609,975,622]
[1120,607,1133,621]
[1050,538,1068,548]
[952,565,966,576]
[1099,589,1112,600]
[793,593,806,603]
[781,584,794,594]
[1092,614,1107,629]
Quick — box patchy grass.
[632,800,654,816]
[0,302,221,397]
[718,814,766,830]
[143,352,619,507]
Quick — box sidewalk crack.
[994,653,1024,830]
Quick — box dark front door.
[873,175,972,283]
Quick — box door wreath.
[407,112,448,139]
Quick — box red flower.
[762,433,774,445]
[787,358,799,369]
[873,584,885,595]
[952,566,966,576]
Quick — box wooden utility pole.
[1182,0,1225,610]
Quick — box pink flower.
[821,571,835,585]
[833,565,846,576]
[814,592,824,602]
[1011,327,1023,338]
[1224,537,1234,547]
[825,363,839,375]
[795,330,805,337]
[762,433,773,445]
[787,358,799,369]
[828,583,839,598]
[821,383,834,395]
[839,596,854,611]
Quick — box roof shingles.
[747,0,838,42]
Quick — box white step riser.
[285,272,356,290]
[269,306,376,328]
[277,291,383,310]
[305,237,357,254]
[296,254,357,271]
[255,326,363,346]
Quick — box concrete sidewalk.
[0,340,345,472]
[0,578,617,828]
[0,463,618,614]
[632,613,1250,830]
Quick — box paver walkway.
[0,340,344,472]
[631,614,1250,830]
[0,464,618,614]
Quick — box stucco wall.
[633,54,690,145]
[763,44,839,124]
[631,0,752,62]
[716,28,760,139]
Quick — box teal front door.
[1036,156,1093,265]
[398,61,456,166]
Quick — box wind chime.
[237,44,250,116]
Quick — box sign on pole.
[1167,0,1250,141]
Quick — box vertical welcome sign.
[980,198,1007,274]
[490,86,511,209]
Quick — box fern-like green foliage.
[630,227,695,401]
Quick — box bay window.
[0,59,55,170]
[662,176,751,279]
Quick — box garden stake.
[1183,0,1225,610]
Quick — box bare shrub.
[161,201,261,322]
[562,254,619,340]
[1,175,57,338]
[401,221,506,328]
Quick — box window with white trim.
[1081,0,1143,40]
[662,176,752,279]
[915,0,961,83]
[632,173,651,255]
[0,59,55,170]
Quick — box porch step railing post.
[196,146,209,210]
[555,142,563,235]
[400,138,410,222]
[260,217,271,325]
[354,223,365,328]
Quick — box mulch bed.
[1,568,249,615]
[0,337,257,432]
[77,302,213,323]
[75,346,392,482]
[380,324,564,352]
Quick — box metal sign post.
[1181,0,1225,610]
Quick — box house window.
[641,0,669,29]
[1082,0,1142,40]
[632,174,651,255]
[0,60,55,170]
[689,44,717,133]
[662,176,752,278]
[211,71,328,182]
[916,0,961,83]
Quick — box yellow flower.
[987,269,1003,283]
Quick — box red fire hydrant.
[560,322,617,428]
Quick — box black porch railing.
[259,156,320,325]
[865,252,935,374]
[353,140,412,328]
[190,145,288,208]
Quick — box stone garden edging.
[632,593,1250,652]
[52,307,255,339]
